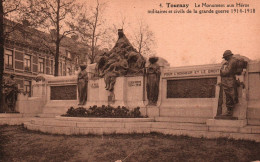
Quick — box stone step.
[248,119,260,126]
[24,118,260,142]
[0,118,32,125]
[56,116,154,122]
[150,128,260,142]
[0,113,24,118]
[155,116,208,124]
[206,119,247,127]
[159,107,212,118]
[240,126,260,134]
[42,106,70,114]
[37,113,61,118]
[24,121,260,142]
[151,122,208,131]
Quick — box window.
[59,62,62,76]
[63,63,66,76]
[24,80,31,97]
[4,49,13,68]
[24,54,31,71]
[67,67,71,75]
[38,58,44,73]
[75,57,79,64]
[50,60,54,75]
[66,51,71,59]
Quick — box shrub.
[62,105,144,118]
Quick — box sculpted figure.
[104,56,128,91]
[96,54,109,77]
[146,57,161,106]
[218,50,248,117]
[3,74,19,112]
[78,64,88,105]
[127,51,146,75]
[96,29,146,92]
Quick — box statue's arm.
[220,61,235,76]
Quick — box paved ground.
[1,125,260,162]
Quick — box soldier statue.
[77,64,88,105]
[146,57,161,106]
[218,50,247,117]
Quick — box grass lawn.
[0,125,260,162]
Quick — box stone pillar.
[213,76,221,117]
[111,77,127,107]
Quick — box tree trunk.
[90,0,99,64]
[0,0,4,112]
[54,0,60,76]
[54,40,60,76]
[138,34,143,55]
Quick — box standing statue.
[146,57,161,106]
[3,74,19,112]
[77,64,88,105]
[218,50,248,117]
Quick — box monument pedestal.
[146,105,160,117]
[87,76,146,109]
[214,115,238,120]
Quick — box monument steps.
[37,113,62,118]
[151,122,208,131]
[155,116,208,124]
[23,118,260,142]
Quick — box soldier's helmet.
[223,50,233,58]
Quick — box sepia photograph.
[0,0,260,161]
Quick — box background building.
[3,19,88,97]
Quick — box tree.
[21,0,78,76]
[0,0,23,112]
[131,19,156,58]
[72,0,107,64]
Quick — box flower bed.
[62,105,145,118]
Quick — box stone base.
[214,115,238,120]
[207,119,247,127]
[146,106,159,117]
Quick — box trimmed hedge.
[62,105,145,118]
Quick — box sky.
[81,0,260,66]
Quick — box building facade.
[3,20,86,97]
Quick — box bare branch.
[3,0,21,15]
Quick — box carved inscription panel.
[50,85,77,100]
[167,78,217,98]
